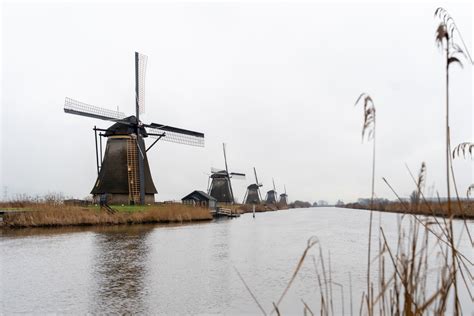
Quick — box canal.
[1,207,472,314]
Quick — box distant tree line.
[289,200,312,208]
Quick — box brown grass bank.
[2,204,212,228]
[238,203,289,213]
[344,200,474,219]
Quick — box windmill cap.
[104,116,148,137]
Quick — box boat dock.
[210,207,240,218]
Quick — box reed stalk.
[355,92,377,315]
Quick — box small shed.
[181,190,217,209]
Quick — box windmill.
[243,167,263,204]
[64,52,205,205]
[208,143,245,203]
[265,178,278,204]
[279,185,288,205]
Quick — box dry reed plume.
[452,142,474,159]
[452,142,474,199]
[434,7,470,218]
[355,92,377,316]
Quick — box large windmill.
[243,167,263,204]
[208,143,245,203]
[265,178,278,204]
[64,52,205,205]
[279,185,288,205]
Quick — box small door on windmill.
[99,194,109,206]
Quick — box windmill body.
[265,190,278,204]
[279,193,288,205]
[65,52,204,205]
[278,185,288,205]
[90,117,157,204]
[209,171,234,203]
[208,144,245,204]
[244,184,261,204]
[265,178,278,204]
[243,167,262,204]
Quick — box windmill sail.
[145,124,204,147]
[254,167,262,186]
[135,52,147,115]
[230,172,246,179]
[64,98,125,122]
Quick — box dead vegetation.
[238,203,289,213]
[2,204,212,228]
[344,200,474,219]
[236,210,472,315]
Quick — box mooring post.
[252,204,255,218]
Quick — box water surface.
[1,207,472,314]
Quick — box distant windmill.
[265,178,278,204]
[64,52,205,205]
[243,167,263,204]
[279,185,288,205]
[208,143,245,203]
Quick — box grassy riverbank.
[1,203,212,228]
[238,202,289,213]
[344,200,474,219]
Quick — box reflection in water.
[1,210,472,314]
[89,225,152,314]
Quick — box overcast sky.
[1,0,472,204]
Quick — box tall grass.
[355,92,377,315]
[0,192,70,208]
[434,8,471,212]
[236,204,472,315]
[434,9,473,314]
[2,204,212,228]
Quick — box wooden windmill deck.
[210,207,240,218]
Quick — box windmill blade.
[223,143,229,175]
[222,143,234,203]
[230,172,246,180]
[253,167,262,186]
[145,123,204,147]
[254,167,259,184]
[135,52,147,116]
[64,97,126,122]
